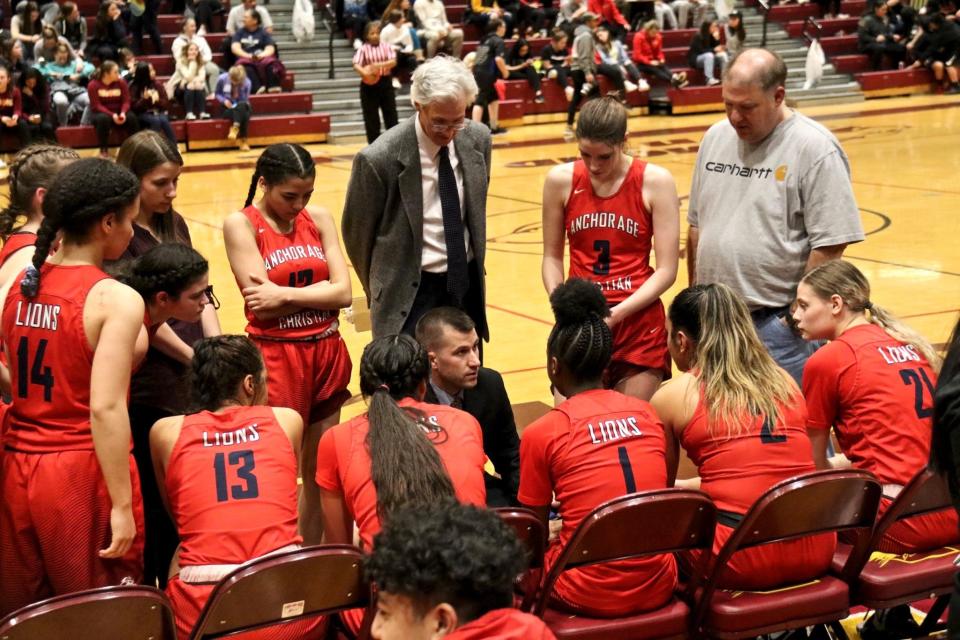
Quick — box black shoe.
[859,605,922,640]
[534,92,545,103]
[947,84,960,94]
[490,126,508,135]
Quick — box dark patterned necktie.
[451,395,463,410]
[438,146,470,303]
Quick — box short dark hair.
[486,17,503,34]
[364,501,527,624]
[725,48,788,91]
[415,307,476,350]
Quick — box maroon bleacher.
[855,67,934,96]
[185,113,330,149]
[785,16,859,38]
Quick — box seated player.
[650,283,836,590]
[519,278,677,617]
[364,501,557,639]
[150,335,325,640]
[795,259,959,553]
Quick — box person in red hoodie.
[87,60,139,157]
[586,0,628,41]
[631,20,687,88]
[364,500,557,640]
[0,64,31,149]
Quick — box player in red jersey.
[365,501,556,640]
[224,143,353,545]
[651,283,836,590]
[794,260,958,555]
[150,335,325,640]
[0,158,147,616]
[541,96,680,401]
[519,278,676,617]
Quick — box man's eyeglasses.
[428,118,467,133]
[204,285,221,310]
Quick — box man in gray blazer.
[342,55,492,343]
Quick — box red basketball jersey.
[518,388,676,616]
[165,405,301,567]
[0,232,36,268]
[241,205,337,339]
[1,264,110,452]
[679,385,816,514]
[446,609,557,640]
[803,323,937,485]
[315,398,487,549]
[564,158,654,304]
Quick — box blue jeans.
[753,310,820,388]
[696,51,728,81]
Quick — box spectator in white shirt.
[226,0,274,34]
[171,18,221,95]
[414,0,464,58]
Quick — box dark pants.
[91,111,140,149]
[138,112,176,143]
[360,76,398,144]
[183,88,206,115]
[131,0,163,54]
[344,13,368,40]
[547,64,570,90]
[192,0,223,32]
[861,41,906,70]
[25,118,55,143]
[2,118,31,148]
[239,57,282,93]
[223,101,252,137]
[567,65,624,125]
[401,260,486,360]
[509,66,541,92]
[636,61,673,83]
[130,403,179,589]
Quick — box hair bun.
[550,278,610,327]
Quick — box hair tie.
[864,301,874,311]
[378,384,390,393]
[20,264,39,297]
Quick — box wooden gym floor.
[168,93,960,421]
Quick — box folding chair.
[189,544,371,640]
[531,488,717,639]
[691,469,882,639]
[495,507,548,612]
[0,585,177,640]
[836,467,959,636]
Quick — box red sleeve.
[604,0,629,27]
[517,412,562,507]
[315,426,343,492]
[803,342,855,430]
[119,79,131,114]
[88,80,111,115]
[632,32,651,64]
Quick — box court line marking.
[846,255,960,278]
[488,303,553,326]
[901,309,960,320]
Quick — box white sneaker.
[580,82,593,95]
[392,78,401,89]
[624,79,638,93]
[0,159,7,170]
[200,112,211,119]
[707,78,720,86]
[198,25,206,35]
[563,125,575,140]
[637,78,650,91]
[185,112,197,120]
[564,85,575,101]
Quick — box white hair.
[410,55,478,107]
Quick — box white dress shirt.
[415,115,472,273]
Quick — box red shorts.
[875,497,960,554]
[603,300,670,388]
[0,449,145,616]
[167,576,328,640]
[251,332,352,425]
[684,523,836,591]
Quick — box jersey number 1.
[15,336,54,402]
[900,367,935,419]
[213,450,260,502]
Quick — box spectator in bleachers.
[587,0,628,41]
[215,64,252,150]
[86,0,130,63]
[35,26,78,65]
[0,64,31,148]
[54,2,88,57]
[118,47,137,80]
[171,18,221,96]
[171,43,211,119]
[1,39,29,82]
[653,0,678,30]
[188,0,225,35]
[541,28,573,100]
[231,9,284,93]
[381,9,423,78]
[11,2,43,63]
[14,0,58,24]
[380,0,426,59]
[507,38,546,102]
[557,0,587,38]
[39,42,93,125]
[17,68,55,142]
[632,20,688,87]
[87,59,139,156]
[130,0,163,55]
[596,25,644,93]
[724,10,745,56]
[671,0,707,28]
[465,0,515,39]
[364,502,557,640]
[507,0,553,39]
[913,13,960,92]
[226,0,274,35]
[650,283,837,590]
[129,62,175,142]
[566,13,626,137]
[344,0,373,49]
[858,0,907,69]
[687,20,727,85]
[471,17,510,134]
[413,0,464,58]
[887,0,917,40]
[354,21,398,142]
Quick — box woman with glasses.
[111,129,222,589]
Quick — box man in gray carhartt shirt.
[687,48,864,384]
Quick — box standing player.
[519,279,677,617]
[0,158,146,615]
[150,335,324,640]
[542,96,679,401]
[794,260,958,552]
[223,143,353,545]
[650,283,836,590]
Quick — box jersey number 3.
[593,240,611,276]
[15,336,54,402]
[214,450,260,502]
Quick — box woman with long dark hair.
[87,60,139,157]
[129,61,176,142]
[17,67,55,143]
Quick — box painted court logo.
[703,162,789,181]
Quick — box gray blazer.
[342,116,492,339]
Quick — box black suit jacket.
[425,367,520,507]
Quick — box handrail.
[756,0,770,47]
[801,15,823,44]
[320,0,337,79]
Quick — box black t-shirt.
[541,43,569,67]
[474,34,506,75]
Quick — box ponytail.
[0,144,79,240]
[868,304,942,372]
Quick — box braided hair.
[547,278,613,382]
[21,158,140,298]
[115,243,208,302]
[244,143,316,208]
[190,335,265,411]
[359,334,456,524]
[0,144,79,240]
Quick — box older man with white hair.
[342,55,492,346]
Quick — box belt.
[250,320,339,343]
[750,305,790,324]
